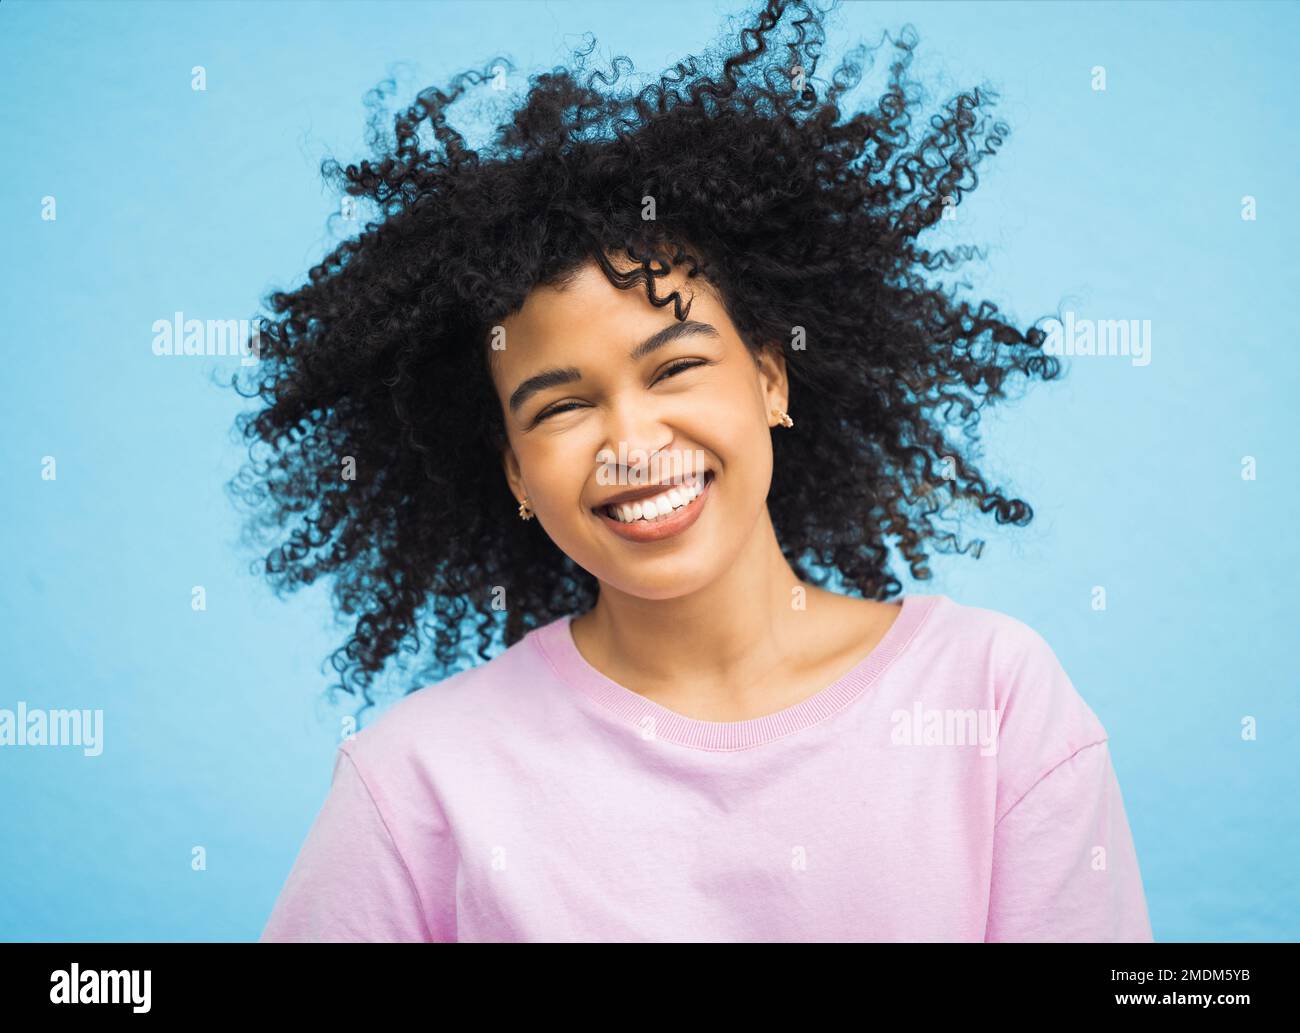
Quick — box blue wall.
[1,0,1295,941]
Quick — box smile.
[592,470,715,543]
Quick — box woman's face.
[488,255,788,600]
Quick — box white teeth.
[604,473,707,524]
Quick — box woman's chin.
[590,553,722,602]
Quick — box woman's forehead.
[491,262,724,367]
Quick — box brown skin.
[488,255,900,723]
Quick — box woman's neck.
[568,510,891,716]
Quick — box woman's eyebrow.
[508,320,719,413]
[629,319,719,360]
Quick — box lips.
[593,470,715,544]
[591,469,713,512]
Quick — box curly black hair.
[229,0,1062,721]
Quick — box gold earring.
[518,495,534,521]
[772,408,794,428]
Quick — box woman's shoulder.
[924,594,1113,794]
[341,615,567,771]
[918,593,1060,658]
[920,596,1095,697]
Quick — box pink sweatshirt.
[260,593,1154,942]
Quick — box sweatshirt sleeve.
[984,739,1153,942]
[259,745,437,943]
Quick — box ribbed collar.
[529,594,939,751]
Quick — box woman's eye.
[533,401,583,424]
[533,361,707,424]
[656,359,707,383]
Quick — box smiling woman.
[489,255,796,602]
[242,0,1153,943]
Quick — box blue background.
[1,0,1295,941]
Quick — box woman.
[245,0,1153,942]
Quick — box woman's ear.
[501,445,525,502]
[754,341,790,420]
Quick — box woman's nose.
[597,405,675,481]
